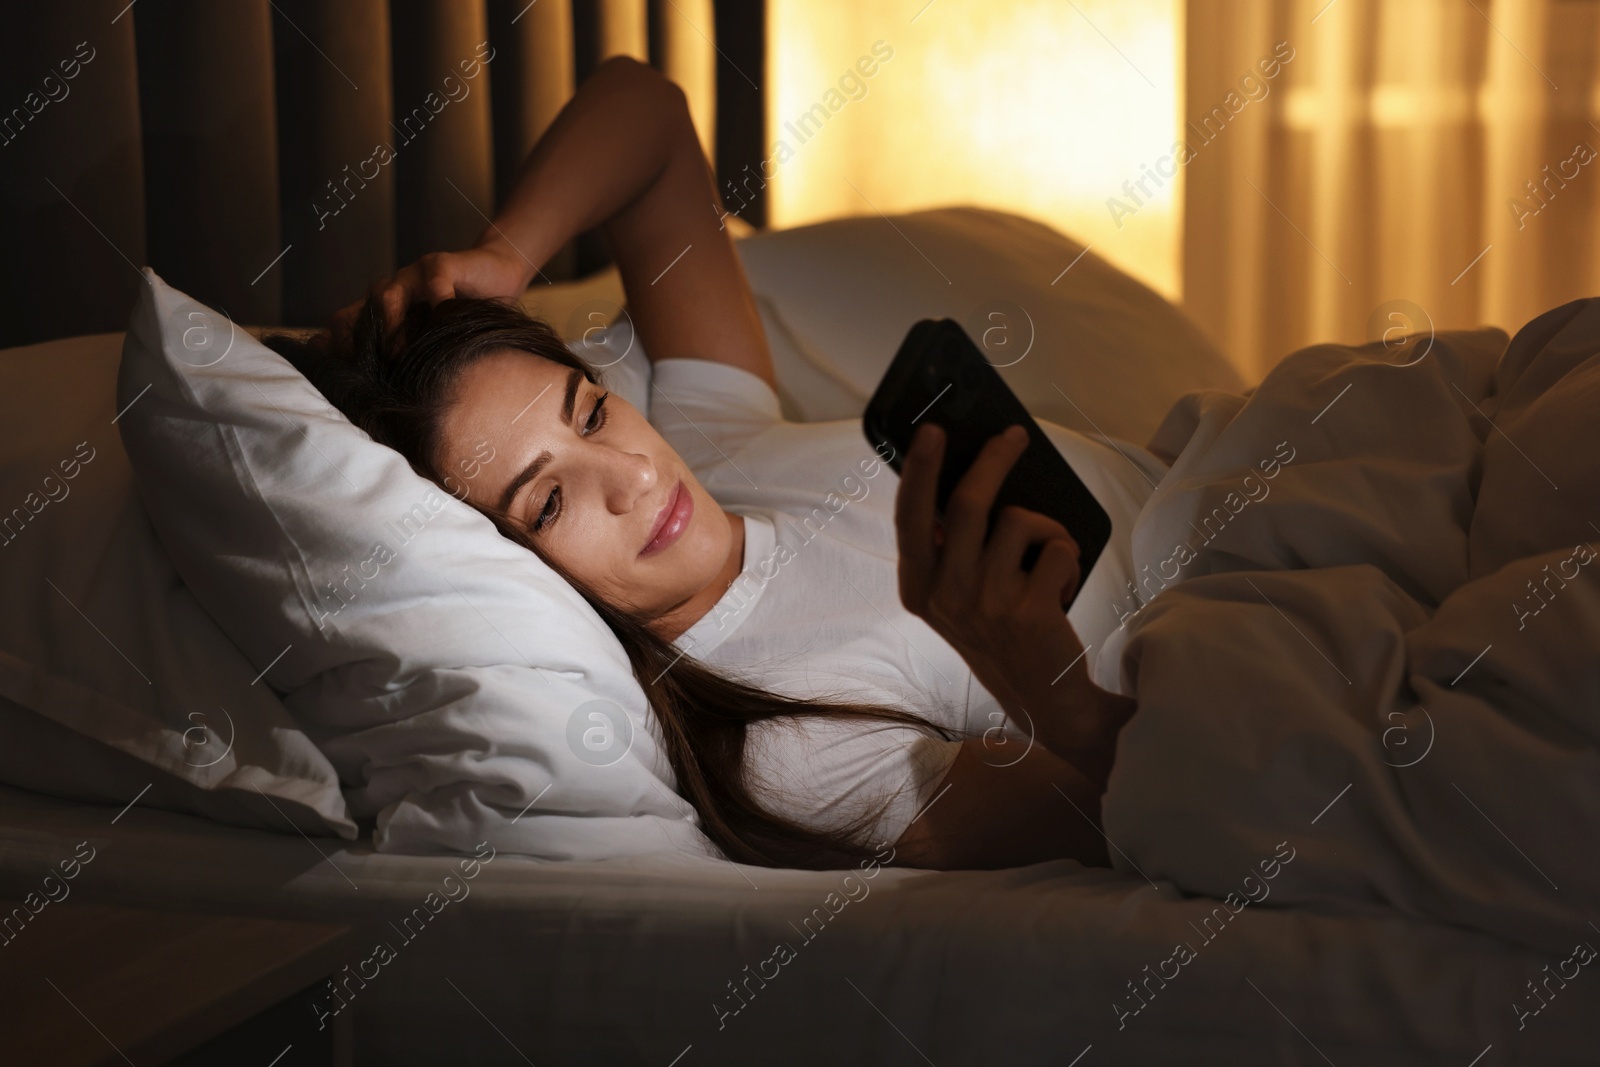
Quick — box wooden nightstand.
[0,899,353,1066]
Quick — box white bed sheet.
[0,784,1590,1066]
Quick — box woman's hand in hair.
[330,237,534,344]
[894,423,1135,789]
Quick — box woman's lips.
[641,479,692,557]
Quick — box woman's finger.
[894,422,944,614]
[386,260,431,321]
[938,425,1027,587]
[1023,536,1081,615]
[980,506,1070,601]
[381,280,408,333]
[419,253,457,305]
[425,273,456,305]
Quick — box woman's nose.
[596,445,656,514]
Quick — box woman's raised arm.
[336,56,777,391]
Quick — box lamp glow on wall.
[764,0,1184,301]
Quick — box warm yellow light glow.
[766,0,1183,300]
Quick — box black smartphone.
[862,318,1111,595]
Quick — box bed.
[5,213,1598,1063]
[5,5,1598,1064]
[4,777,1592,1066]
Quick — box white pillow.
[117,271,706,861]
[735,207,1244,441]
[0,332,354,838]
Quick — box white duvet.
[1102,300,1600,958]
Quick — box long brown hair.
[264,297,952,869]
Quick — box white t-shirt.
[648,358,1166,847]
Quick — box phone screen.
[862,318,1111,589]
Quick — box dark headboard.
[0,0,766,349]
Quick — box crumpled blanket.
[1100,299,1600,955]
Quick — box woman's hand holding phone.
[893,421,1135,789]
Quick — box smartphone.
[862,318,1111,595]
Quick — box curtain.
[1184,0,1600,381]
[0,0,732,349]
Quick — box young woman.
[279,56,1140,872]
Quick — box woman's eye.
[532,390,607,533]
[534,487,560,532]
[585,391,610,434]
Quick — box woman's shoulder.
[698,423,899,535]
[649,360,895,513]
[650,357,782,429]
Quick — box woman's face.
[434,348,732,621]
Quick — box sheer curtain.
[1183,0,1600,381]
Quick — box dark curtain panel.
[486,0,579,281]
[712,0,765,229]
[0,0,767,345]
[272,0,397,327]
[389,0,497,269]
[137,0,282,326]
[0,2,146,348]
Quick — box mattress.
[0,784,1590,1065]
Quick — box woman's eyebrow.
[496,368,585,514]
[498,449,551,513]
[559,366,582,423]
